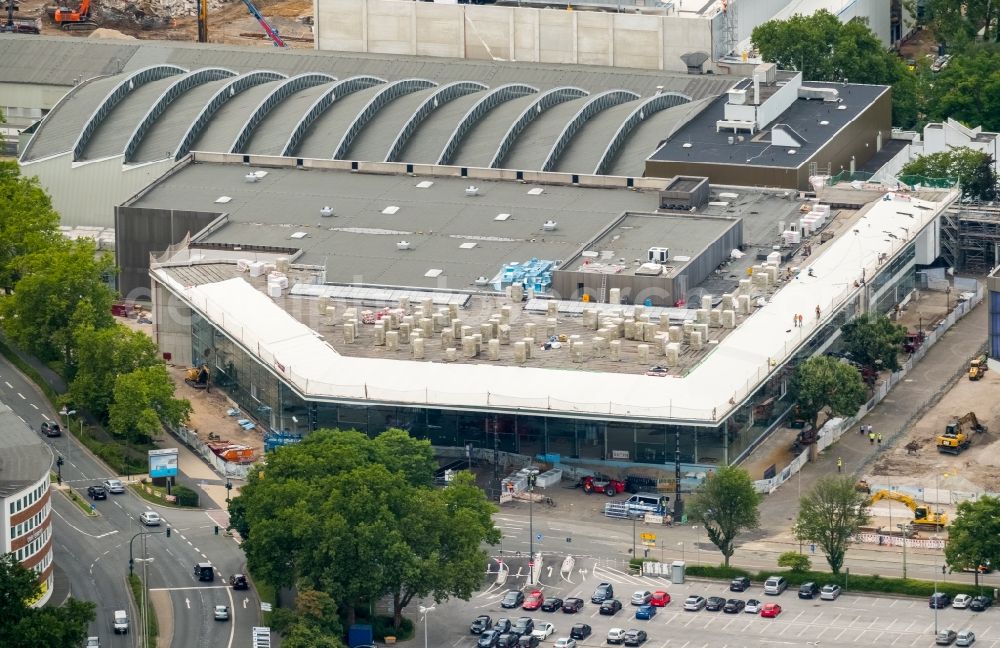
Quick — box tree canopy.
[918,0,1000,45]
[686,466,762,567]
[790,356,867,429]
[794,475,871,574]
[231,429,499,635]
[751,11,920,127]
[69,323,161,421]
[840,313,908,372]
[0,162,62,293]
[108,364,191,443]
[924,48,1000,132]
[944,495,1000,588]
[901,147,998,200]
[0,553,96,648]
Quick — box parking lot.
[430,553,1000,648]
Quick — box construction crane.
[198,0,285,47]
[48,0,97,30]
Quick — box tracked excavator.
[869,490,947,530]
[48,0,97,30]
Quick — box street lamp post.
[527,472,536,586]
[897,523,911,580]
[690,526,698,565]
[419,605,435,648]
[59,408,76,462]
[129,530,167,576]
[225,479,233,503]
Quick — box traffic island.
[57,485,99,517]
[127,573,160,648]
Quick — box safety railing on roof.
[173,70,286,161]
[541,89,638,172]
[123,68,236,163]
[383,81,487,163]
[332,78,437,160]
[72,65,187,161]
[593,92,690,176]
[280,76,386,157]
[489,87,588,169]
[436,84,537,166]
[229,73,336,154]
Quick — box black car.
[623,629,648,646]
[730,576,751,592]
[705,596,726,611]
[471,615,492,634]
[723,599,745,614]
[570,623,592,640]
[229,574,249,590]
[517,636,539,648]
[592,582,615,603]
[541,597,563,612]
[495,634,519,648]
[493,618,512,634]
[478,631,501,648]
[41,422,62,437]
[511,617,533,637]
[562,598,584,613]
[86,485,107,500]
[600,599,623,615]
[798,582,820,599]
[929,593,952,609]
[970,596,993,611]
[501,590,525,609]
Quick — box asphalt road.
[0,352,259,648]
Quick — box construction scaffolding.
[942,203,1000,272]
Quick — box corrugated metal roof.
[500,95,590,171]
[345,86,439,162]
[553,98,642,173]
[0,37,137,85]
[608,98,717,177]
[81,76,180,161]
[244,81,338,156]
[294,85,385,159]
[395,89,487,163]
[131,77,233,163]
[449,93,539,168]
[190,80,284,154]
[22,75,123,161]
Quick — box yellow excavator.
[869,490,947,530]
[937,412,987,455]
[185,364,210,390]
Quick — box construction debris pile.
[98,0,226,27]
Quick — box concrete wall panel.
[367,0,416,55]
[415,3,466,59]
[467,5,515,61]
[512,10,539,62]
[537,10,577,65]
[613,14,663,70]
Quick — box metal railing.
[229,73,336,154]
[280,76,385,157]
[332,78,436,160]
[383,81,487,162]
[489,86,588,169]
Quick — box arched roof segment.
[489,87,588,169]
[594,92,692,175]
[540,90,640,172]
[229,73,336,154]
[437,83,537,166]
[384,81,487,163]
[332,78,437,160]
[281,76,386,157]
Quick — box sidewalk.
[758,300,987,533]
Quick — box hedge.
[171,485,200,507]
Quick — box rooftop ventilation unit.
[648,247,669,263]
[244,173,258,183]
[397,241,412,250]
[543,220,558,231]
[475,276,489,286]
[716,119,756,133]
[799,87,840,102]
[320,205,333,217]
[465,185,479,196]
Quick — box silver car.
[214,605,230,621]
[630,591,652,606]
[820,584,841,600]
[103,479,125,494]
[956,630,976,647]
[683,595,706,611]
[139,511,161,526]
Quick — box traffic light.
[56,456,64,467]
[165,526,171,538]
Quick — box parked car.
[798,582,820,599]
[103,479,125,494]
[730,576,751,592]
[607,628,627,645]
[705,596,726,611]
[624,629,648,646]
[139,511,161,526]
[562,598,584,613]
[531,622,555,640]
[630,590,652,606]
[723,599,745,614]
[650,591,670,606]
[493,619,512,634]
[552,639,577,648]
[763,576,788,595]
[471,615,493,634]
[952,594,973,609]
[760,603,782,618]
[496,634,519,648]
[683,595,706,611]
[41,422,62,437]
[745,599,761,614]
[956,630,976,646]
[541,598,563,612]
[523,590,544,611]
[600,599,623,615]
[569,623,591,640]
[591,582,614,603]
[86,638,100,648]
[820,584,841,600]
[970,596,992,612]
[580,474,626,496]
[930,593,953,609]
[478,630,501,648]
[86,485,107,500]
[511,617,534,637]
[213,605,229,621]
[230,574,248,590]
[635,604,656,620]
[936,629,958,645]
[501,590,525,609]
[517,635,539,648]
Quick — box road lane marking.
[149,586,231,591]
[4,381,11,388]
[17,392,25,399]
[30,403,38,410]
[226,579,236,648]
[18,415,24,423]
[43,413,49,421]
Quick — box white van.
[623,493,668,514]
[113,609,129,634]
[763,576,788,595]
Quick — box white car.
[532,622,555,639]
[744,599,761,614]
[103,479,125,494]
[86,638,100,648]
[953,594,973,609]
[214,605,230,621]
[820,584,841,600]
[139,511,161,526]
[553,639,577,648]
[607,627,627,644]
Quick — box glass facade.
[991,290,1000,359]
[870,243,916,315]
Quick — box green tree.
[794,475,871,574]
[790,356,867,430]
[944,495,1000,588]
[686,466,762,567]
[0,553,96,648]
[751,11,921,127]
[69,323,161,420]
[0,239,115,368]
[924,48,1000,132]
[900,147,998,200]
[918,0,1000,44]
[0,162,62,293]
[840,313,908,372]
[777,551,811,572]
[108,364,191,442]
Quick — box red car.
[650,591,670,607]
[760,603,782,618]
[581,475,626,497]
[523,590,544,611]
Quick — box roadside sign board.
[148,448,179,478]
[640,532,656,547]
